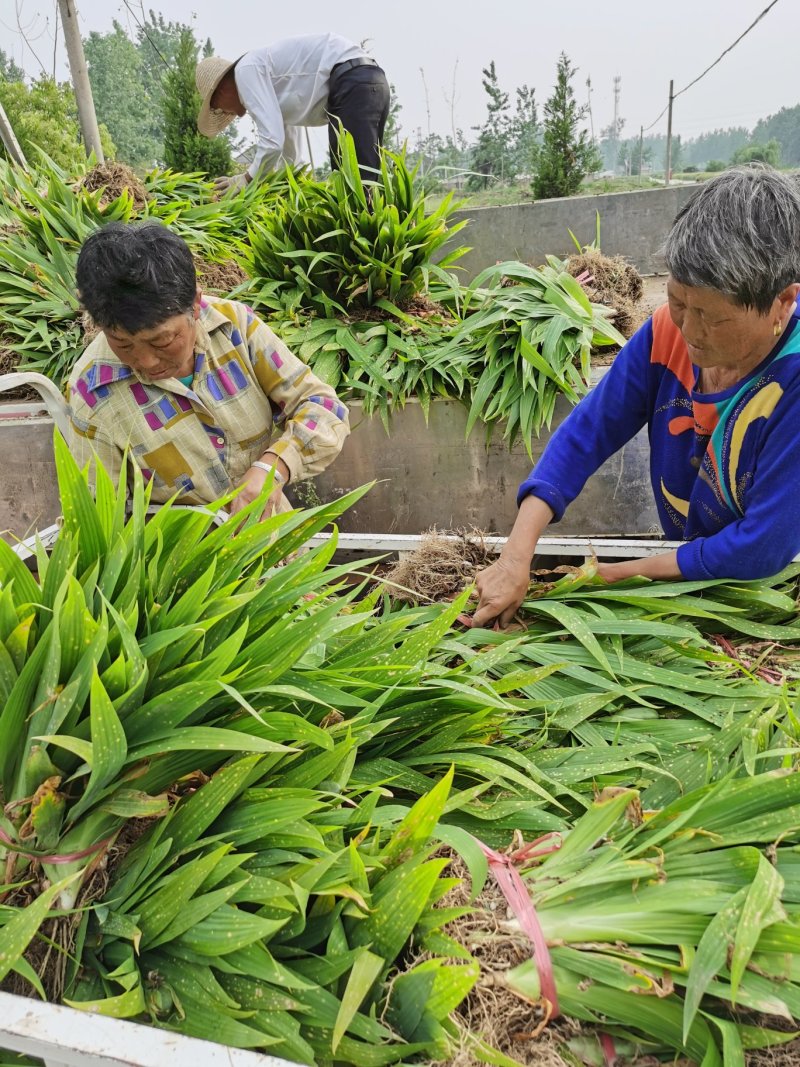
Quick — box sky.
[0,0,794,163]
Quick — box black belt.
[331,57,379,75]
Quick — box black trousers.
[327,64,391,181]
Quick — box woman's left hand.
[597,550,682,583]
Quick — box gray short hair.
[663,164,800,314]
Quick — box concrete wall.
[1,393,661,544]
[444,184,700,279]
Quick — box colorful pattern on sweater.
[518,304,800,580]
[67,298,349,504]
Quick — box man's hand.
[213,172,249,197]
[470,553,532,629]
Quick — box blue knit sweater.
[518,304,800,580]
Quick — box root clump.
[566,249,644,340]
[77,162,148,211]
[382,528,495,604]
[194,256,249,295]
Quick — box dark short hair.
[663,164,800,314]
[76,221,197,332]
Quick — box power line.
[640,0,781,132]
[121,0,169,69]
[674,0,780,100]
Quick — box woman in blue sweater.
[472,165,800,629]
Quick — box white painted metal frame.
[0,375,70,439]
[11,523,686,564]
[0,991,290,1067]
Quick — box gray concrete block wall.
[443,184,700,279]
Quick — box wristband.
[251,460,286,485]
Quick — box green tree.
[84,22,161,167]
[468,60,511,189]
[532,53,600,199]
[383,83,403,151]
[0,75,115,168]
[732,138,782,166]
[163,28,231,175]
[753,105,800,166]
[0,48,24,83]
[135,10,192,140]
[682,126,749,168]
[509,84,539,177]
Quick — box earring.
[774,321,783,337]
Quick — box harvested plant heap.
[0,138,626,444]
[3,449,800,1064]
[451,258,625,452]
[0,154,294,382]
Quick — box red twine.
[0,825,114,864]
[599,1032,618,1066]
[473,832,562,1020]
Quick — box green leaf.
[332,948,385,1052]
[0,874,78,983]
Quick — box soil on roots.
[0,863,109,1003]
[748,1038,800,1066]
[382,528,495,604]
[77,162,148,211]
[194,256,249,295]
[0,818,155,1003]
[428,854,786,1066]
[419,854,584,1067]
[566,249,645,340]
[343,292,452,326]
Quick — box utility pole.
[664,79,674,186]
[638,124,644,184]
[57,0,104,162]
[0,100,27,168]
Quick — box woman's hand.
[470,553,532,629]
[468,495,554,629]
[228,453,289,523]
[597,551,681,583]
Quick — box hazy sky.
[1,0,794,161]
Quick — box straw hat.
[196,55,239,137]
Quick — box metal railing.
[0,990,292,1067]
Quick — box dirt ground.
[640,273,669,316]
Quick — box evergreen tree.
[162,28,231,176]
[383,84,403,151]
[136,10,192,127]
[468,61,511,189]
[533,53,600,199]
[509,84,539,177]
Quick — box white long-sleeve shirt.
[234,34,367,177]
